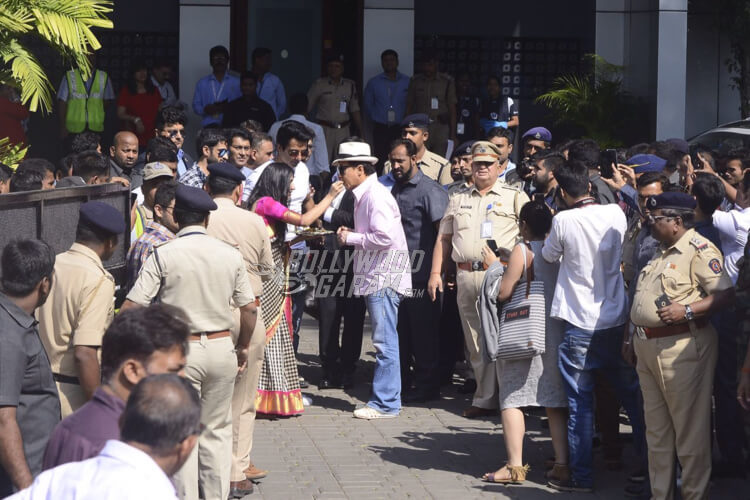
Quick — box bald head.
[120,374,200,455]
[110,132,139,171]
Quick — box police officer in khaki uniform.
[37,201,124,417]
[428,141,529,417]
[307,53,364,163]
[445,140,475,196]
[123,184,258,500]
[204,164,273,498]
[630,193,735,500]
[406,50,457,158]
[382,114,453,186]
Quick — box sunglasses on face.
[218,149,229,158]
[168,130,184,138]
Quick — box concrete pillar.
[655,0,688,139]
[595,0,628,67]
[179,0,231,156]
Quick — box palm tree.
[0,0,113,114]
[535,54,640,147]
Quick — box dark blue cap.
[208,163,246,183]
[452,140,476,159]
[521,126,552,142]
[625,154,667,174]
[79,201,126,235]
[646,192,696,211]
[401,113,430,130]
[175,184,218,212]
[666,138,689,155]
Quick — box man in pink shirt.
[335,141,412,419]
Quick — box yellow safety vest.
[65,69,107,133]
[133,204,147,240]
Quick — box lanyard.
[572,197,597,209]
[211,78,226,102]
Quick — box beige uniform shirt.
[630,229,732,328]
[406,73,456,122]
[439,179,529,262]
[126,225,255,333]
[206,197,274,295]
[37,243,115,376]
[382,149,453,186]
[307,77,360,124]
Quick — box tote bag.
[497,244,546,360]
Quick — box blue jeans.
[558,322,646,488]
[365,288,402,414]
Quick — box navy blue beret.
[452,140,476,159]
[401,113,430,130]
[79,201,126,235]
[208,163,246,183]
[521,126,552,142]
[646,192,696,211]
[625,154,667,174]
[175,184,218,212]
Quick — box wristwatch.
[684,304,694,321]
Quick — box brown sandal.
[481,464,531,484]
[545,463,570,482]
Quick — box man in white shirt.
[542,161,646,493]
[10,374,200,500]
[271,121,314,357]
[268,94,329,177]
[240,132,274,204]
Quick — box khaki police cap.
[471,141,502,162]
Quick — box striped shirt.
[126,221,175,291]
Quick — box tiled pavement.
[247,315,745,499]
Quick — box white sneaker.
[302,395,313,407]
[353,406,397,420]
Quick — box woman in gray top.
[480,201,568,485]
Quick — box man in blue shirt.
[251,47,286,120]
[192,45,241,128]
[364,49,410,170]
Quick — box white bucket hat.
[331,141,378,166]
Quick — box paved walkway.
[248,315,745,499]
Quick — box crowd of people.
[1,43,750,500]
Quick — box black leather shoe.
[228,479,254,498]
[457,379,477,394]
[318,378,335,390]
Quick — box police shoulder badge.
[708,258,722,275]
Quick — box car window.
[690,131,750,154]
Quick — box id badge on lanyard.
[480,203,493,238]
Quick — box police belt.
[53,373,80,385]
[637,317,710,339]
[457,260,508,272]
[318,119,350,129]
[189,330,231,340]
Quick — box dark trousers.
[594,374,622,460]
[712,310,747,464]
[398,289,441,395]
[317,272,366,379]
[372,122,401,174]
[437,286,463,384]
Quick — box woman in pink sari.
[246,162,343,416]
